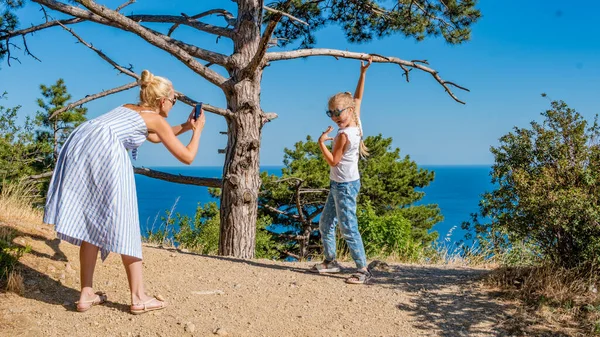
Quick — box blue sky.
[2,0,599,167]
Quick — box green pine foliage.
[35,79,87,166]
[266,0,481,48]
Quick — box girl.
[44,70,205,314]
[312,57,372,284]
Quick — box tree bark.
[218,0,264,258]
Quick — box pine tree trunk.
[218,0,263,258]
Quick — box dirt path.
[0,220,518,337]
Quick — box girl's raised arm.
[354,56,372,119]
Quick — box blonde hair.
[328,92,369,158]
[138,70,173,108]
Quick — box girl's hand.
[319,126,334,143]
[361,56,372,73]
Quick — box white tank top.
[330,126,361,183]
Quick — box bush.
[146,202,282,259]
[464,99,600,268]
[357,201,425,261]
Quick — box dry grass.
[485,264,600,335]
[5,269,24,294]
[0,224,30,295]
[0,179,44,224]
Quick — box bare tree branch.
[0,17,82,40]
[167,9,235,37]
[56,21,137,78]
[200,103,233,118]
[21,35,42,62]
[133,167,222,188]
[50,81,139,119]
[115,0,135,13]
[261,204,300,220]
[245,2,289,76]
[128,14,235,39]
[273,177,304,184]
[266,49,469,104]
[27,171,54,180]
[283,250,300,260]
[32,0,228,88]
[294,180,305,222]
[263,6,308,26]
[298,188,329,194]
[27,168,223,187]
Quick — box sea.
[135,165,495,245]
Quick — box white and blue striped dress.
[44,106,148,261]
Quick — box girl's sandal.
[75,291,108,312]
[130,295,167,315]
[345,269,372,285]
[310,260,342,273]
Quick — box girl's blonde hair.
[139,70,173,108]
[328,92,369,158]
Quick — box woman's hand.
[190,106,205,132]
[319,126,334,143]
[184,109,195,130]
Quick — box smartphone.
[194,102,203,120]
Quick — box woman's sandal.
[75,291,108,312]
[345,269,372,285]
[130,295,167,315]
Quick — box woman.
[44,70,205,314]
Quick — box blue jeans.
[319,179,367,269]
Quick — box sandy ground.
[0,220,535,337]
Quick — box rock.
[65,263,75,273]
[170,253,177,257]
[368,260,392,272]
[62,301,71,306]
[213,328,228,336]
[48,265,56,272]
[184,322,195,333]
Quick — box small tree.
[35,79,87,166]
[463,98,600,268]
[260,134,442,259]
